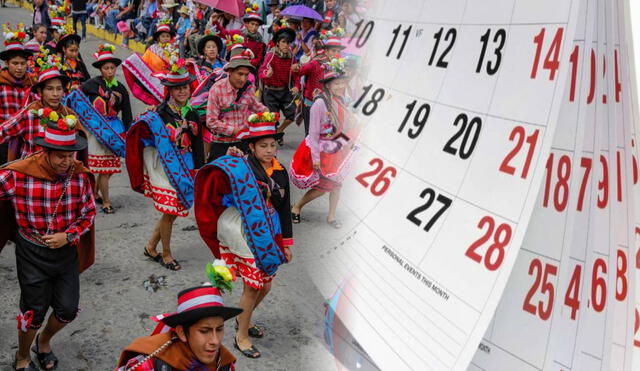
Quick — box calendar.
[307,0,640,370]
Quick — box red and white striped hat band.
[43,127,77,146]
[51,17,65,26]
[324,37,344,48]
[38,68,63,83]
[248,121,277,138]
[164,70,191,83]
[176,287,225,313]
[4,41,25,51]
[244,12,262,21]
[156,24,171,33]
[94,51,115,61]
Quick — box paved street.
[0,5,343,370]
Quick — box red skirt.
[289,137,354,190]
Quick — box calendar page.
[307,0,590,370]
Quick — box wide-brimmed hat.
[273,27,295,43]
[197,28,223,56]
[55,24,81,54]
[31,52,70,92]
[238,111,283,142]
[319,57,347,84]
[157,285,242,328]
[153,18,176,41]
[0,23,33,61]
[33,109,86,151]
[92,43,122,69]
[161,0,179,8]
[223,36,254,72]
[243,4,264,25]
[178,5,189,14]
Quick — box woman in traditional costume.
[142,18,176,73]
[126,51,204,271]
[194,113,293,359]
[79,43,132,214]
[290,58,357,229]
[195,27,225,79]
[56,24,90,89]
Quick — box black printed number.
[350,20,375,48]
[398,100,430,139]
[476,28,506,75]
[406,188,452,232]
[387,24,412,59]
[353,84,385,116]
[443,114,482,159]
[428,27,457,68]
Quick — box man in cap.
[0,98,96,370]
[0,24,34,164]
[206,42,267,161]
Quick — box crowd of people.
[0,0,364,369]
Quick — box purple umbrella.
[280,4,323,21]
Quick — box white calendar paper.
[307,0,640,369]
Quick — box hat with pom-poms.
[243,3,264,25]
[92,43,122,69]
[319,56,347,84]
[31,47,70,92]
[153,17,176,41]
[0,23,32,61]
[223,35,255,72]
[157,47,196,87]
[319,27,346,50]
[239,111,284,142]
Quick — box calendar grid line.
[325,243,441,369]
[580,349,603,361]
[520,247,562,263]
[350,233,469,340]
[347,238,464,358]
[482,339,543,370]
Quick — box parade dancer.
[195,27,224,78]
[0,51,82,160]
[126,53,204,271]
[80,43,132,214]
[0,24,34,164]
[0,115,95,371]
[142,18,176,72]
[228,4,266,73]
[293,27,346,135]
[194,113,293,359]
[258,26,299,137]
[290,59,357,229]
[116,263,241,371]
[206,42,267,160]
[56,24,90,89]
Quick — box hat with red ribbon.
[240,111,283,142]
[32,106,86,151]
[319,57,347,83]
[319,27,346,50]
[156,47,196,87]
[31,49,70,92]
[153,17,176,41]
[55,23,81,54]
[223,35,255,72]
[0,23,32,61]
[92,43,122,69]
[243,3,264,25]
[48,1,71,30]
[150,261,241,334]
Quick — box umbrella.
[194,0,245,18]
[280,4,323,21]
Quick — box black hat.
[159,286,243,328]
[197,33,224,57]
[273,28,295,43]
[153,21,176,42]
[1,24,33,61]
[55,33,81,54]
[33,111,87,152]
[0,48,32,61]
[91,43,122,69]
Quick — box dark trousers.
[0,142,7,165]
[302,103,312,136]
[72,13,87,38]
[15,233,80,329]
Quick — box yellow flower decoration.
[48,111,59,121]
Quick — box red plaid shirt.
[0,84,29,121]
[294,58,326,102]
[0,167,96,245]
[259,52,300,89]
[206,78,267,141]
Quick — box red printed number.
[616,249,628,302]
[355,158,397,196]
[499,126,539,179]
[564,264,582,320]
[591,258,607,312]
[542,153,571,211]
[531,27,564,80]
[523,259,557,321]
[465,216,512,271]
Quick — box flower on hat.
[206,260,235,294]
[245,3,259,13]
[328,57,346,74]
[2,23,28,46]
[204,26,220,37]
[159,16,172,26]
[48,111,59,121]
[249,111,279,123]
[226,34,245,48]
[320,27,345,40]
[98,43,116,53]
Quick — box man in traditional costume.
[116,263,241,371]
[0,115,96,371]
[0,23,34,164]
[228,4,266,74]
[205,41,267,161]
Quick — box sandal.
[13,352,38,371]
[234,336,261,358]
[162,259,181,271]
[235,319,264,338]
[101,205,115,214]
[291,211,301,224]
[143,246,162,263]
[327,219,342,229]
[95,197,103,204]
[31,334,58,370]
